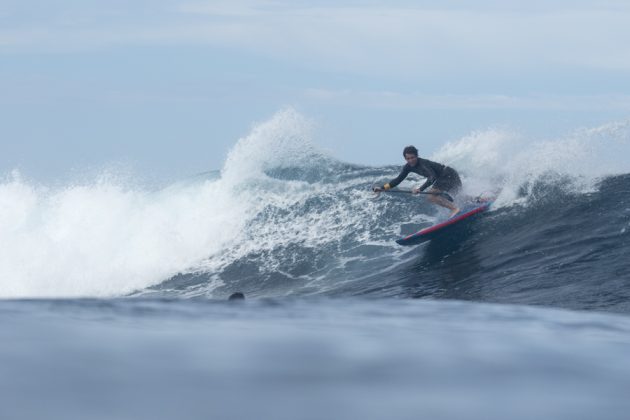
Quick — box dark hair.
[228,292,245,300]
[403,146,418,157]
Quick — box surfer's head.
[228,292,245,301]
[403,146,418,166]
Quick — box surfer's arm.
[417,178,434,192]
[416,164,437,192]
[383,166,410,190]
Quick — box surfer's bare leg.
[428,188,460,217]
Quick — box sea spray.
[432,119,630,206]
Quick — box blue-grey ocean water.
[3,298,630,420]
[2,115,630,419]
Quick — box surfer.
[373,146,462,218]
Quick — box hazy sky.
[2,0,630,180]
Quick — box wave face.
[2,109,630,313]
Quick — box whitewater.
[2,109,630,420]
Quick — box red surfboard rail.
[396,201,492,246]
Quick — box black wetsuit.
[385,158,462,193]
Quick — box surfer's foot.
[449,208,460,218]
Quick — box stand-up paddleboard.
[396,199,493,246]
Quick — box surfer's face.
[404,153,418,166]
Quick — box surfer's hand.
[411,188,420,194]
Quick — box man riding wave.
[373,146,462,218]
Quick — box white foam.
[0,169,249,298]
[432,120,630,207]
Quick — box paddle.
[372,187,454,202]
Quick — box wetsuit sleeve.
[384,165,410,189]
[418,179,434,192]
[417,164,437,192]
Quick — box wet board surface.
[396,201,492,246]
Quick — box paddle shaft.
[376,188,454,202]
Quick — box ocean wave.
[1,109,630,314]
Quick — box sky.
[2,0,630,181]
